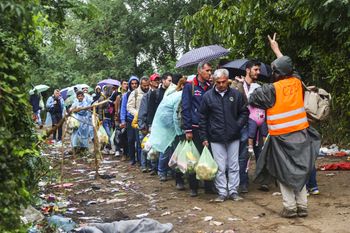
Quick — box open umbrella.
[98,78,120,87]
[221,59,272,82]
[60,84,92,100]
[29,84,50,95]
[176,45,229,68]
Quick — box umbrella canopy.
[176,45,229,68]
[98,78,120,87]
[60,84,92,100]
[221,59,272,82]
[29,84,50,95]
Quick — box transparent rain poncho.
[148,91,183,153]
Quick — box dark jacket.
[181,76,210,132]
[30,94,41,112]
[199,87,249,143]
[148,86,166,126]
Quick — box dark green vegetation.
[0,0,349,231]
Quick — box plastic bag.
[110,129,116,144]
[66,115,80,130]
[97,125,109,144]
[141,134,150,149]
[168,141,185,168]
[195,146,218,180]
[177,141,200,174]
[147,148,159,161]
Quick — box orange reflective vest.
[266,77,309,135]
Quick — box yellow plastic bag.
[97,126,109,144]
[177,141,200,174]
[195,146,218,180]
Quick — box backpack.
[303,83,331,121]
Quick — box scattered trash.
[193,206,202,211]
[209,220,224,226]
[20,205,44,224]
[53,183,74,188]
[86,201,97,205]
[326,173,335,176]
[47,215,77,232]
[77,210,85,215]
[319,162,350,171]
[136,213,149,218]
[227,217,242,221]
[106,198,127,204]
[204,216,213,221]
[272,192,282,196]
[78,216,103,223]
[161,211,171,216]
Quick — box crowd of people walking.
[30,34,321,218]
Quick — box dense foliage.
[184,0,350,145]
[0,0,70,231]
[1,0,349,230]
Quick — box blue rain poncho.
[70,99,90,148]
[148,91,183,153]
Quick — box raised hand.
[268,33,283,58]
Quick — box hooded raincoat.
[249,56,321,191]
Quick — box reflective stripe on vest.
[267,77,309,135]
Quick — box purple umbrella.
[98,78,120,87]
[176,45,229,68]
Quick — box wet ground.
[41,140,350,233]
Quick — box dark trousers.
[52,114,62,141]
[127,122,138,164]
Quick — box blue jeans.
[103,118,112,146]
[307,167,318,190]
[239,125,263,187]
[158,145,174,177]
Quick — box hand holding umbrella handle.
[268,33,283,58]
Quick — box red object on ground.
[319,162,350,170]
[334,151,347,157]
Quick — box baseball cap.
[150,73,160,81]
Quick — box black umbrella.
[176,45,229,68]
[222,59,272,82]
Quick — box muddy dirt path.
[44,142,350,233]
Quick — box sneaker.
[280,208,297,218]
[56,140,62,145]
[101,149,109,154]
[115,151,121,157]
[109,149,115,155]
[214,195,226,203]
[149,170,157,176]
[141,168,147,173]
[159,176,167,182]
[176,183,185,191]
[297,207,308,217]
[239,185,248,194]
[229,194,243,201]
[258,184,269,192]
[190,189,198,197]
[309,187,320,195]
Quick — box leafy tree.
[0,0,71,231]
[184,0,350,145]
